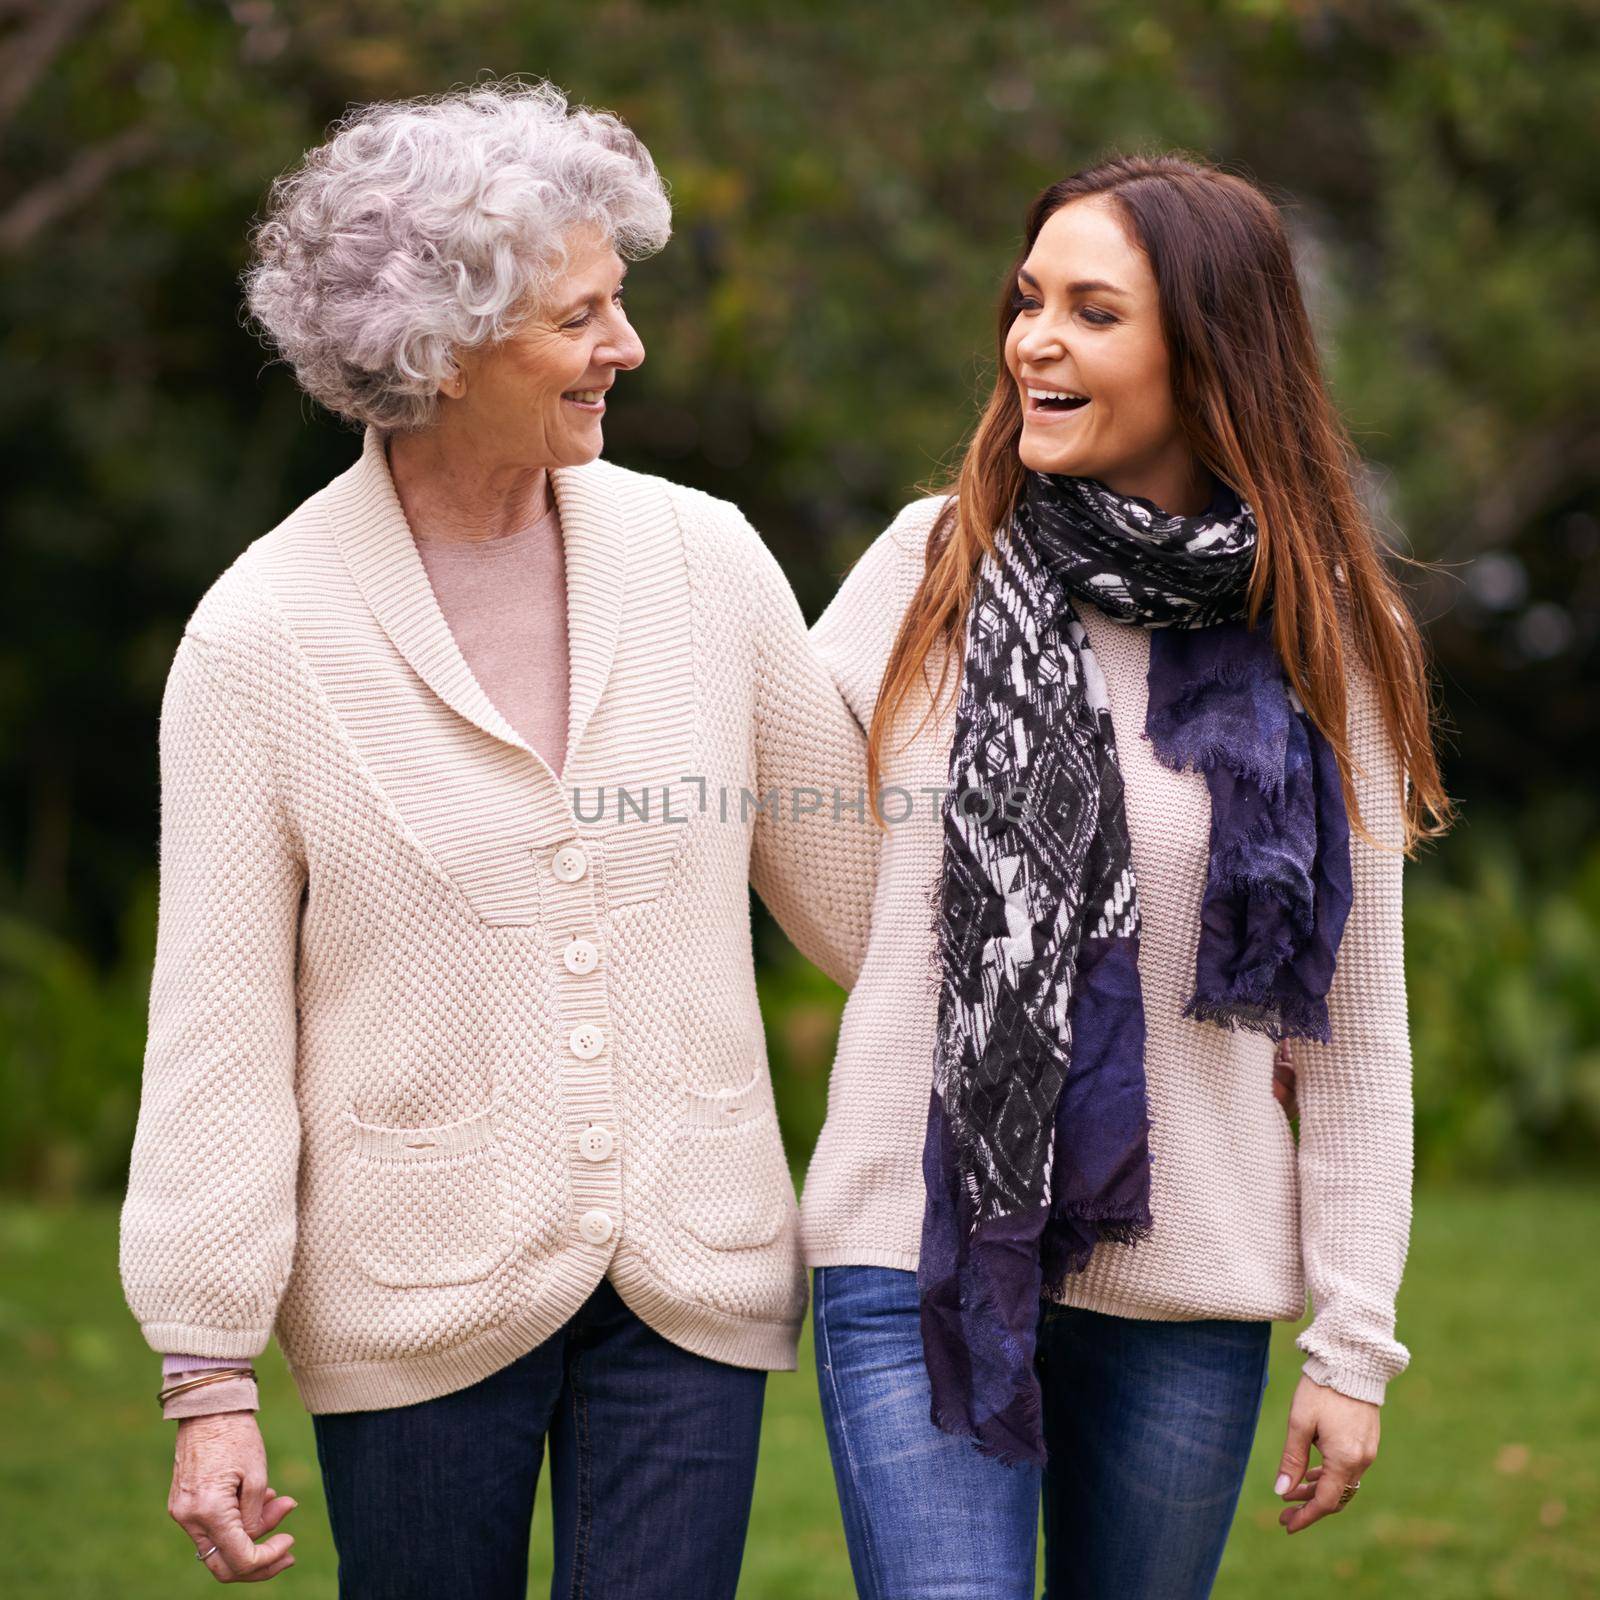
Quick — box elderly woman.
[118,81,876,1597]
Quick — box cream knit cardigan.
[799,496,1415,1405]
[119,425,879,1413]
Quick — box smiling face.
[1005,196,1207,514]
[448,224,645,470]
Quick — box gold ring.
[1337,1481,1361,1507]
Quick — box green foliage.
[1407,829,1600,1179]
[0,884,155,1198]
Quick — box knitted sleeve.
[1291,647,1415,1404]
[119,628,306,1363]
[744,524,881,993]
[809,496,950,734]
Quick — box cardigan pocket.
[671,1071,791,1250]
[337,1102,515,1288]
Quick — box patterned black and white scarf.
[918,470,1354,1466]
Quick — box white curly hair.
[242,78,672,432]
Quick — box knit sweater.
[155,473,574,1420]
[121,423,880,1414]
[799,494,1414,1405]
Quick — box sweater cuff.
[1300,1353,1390,1406]
[141,1322,271,1361]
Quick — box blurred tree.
[0,0,1595,980]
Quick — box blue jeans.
[814,1265,1271,1600]
[1037,1300,1272,1598]
[311,1276,766,1599]
[815,1265,1041,1599]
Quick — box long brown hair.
[867,153,1453,855]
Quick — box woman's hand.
[1274,1375,1380,1534]
[170,1411,298,1581]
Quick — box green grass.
[3,1186,1596,1597]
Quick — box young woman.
[802,154,1452,1599]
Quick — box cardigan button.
[552,844,588,882]
[568,1024,605,1059]
[578,1125,614,1162]
[579,1209,614,1245]
[564,938,599,975]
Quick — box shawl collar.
[325,424,628,781]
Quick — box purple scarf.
[919,472,1353,1466]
